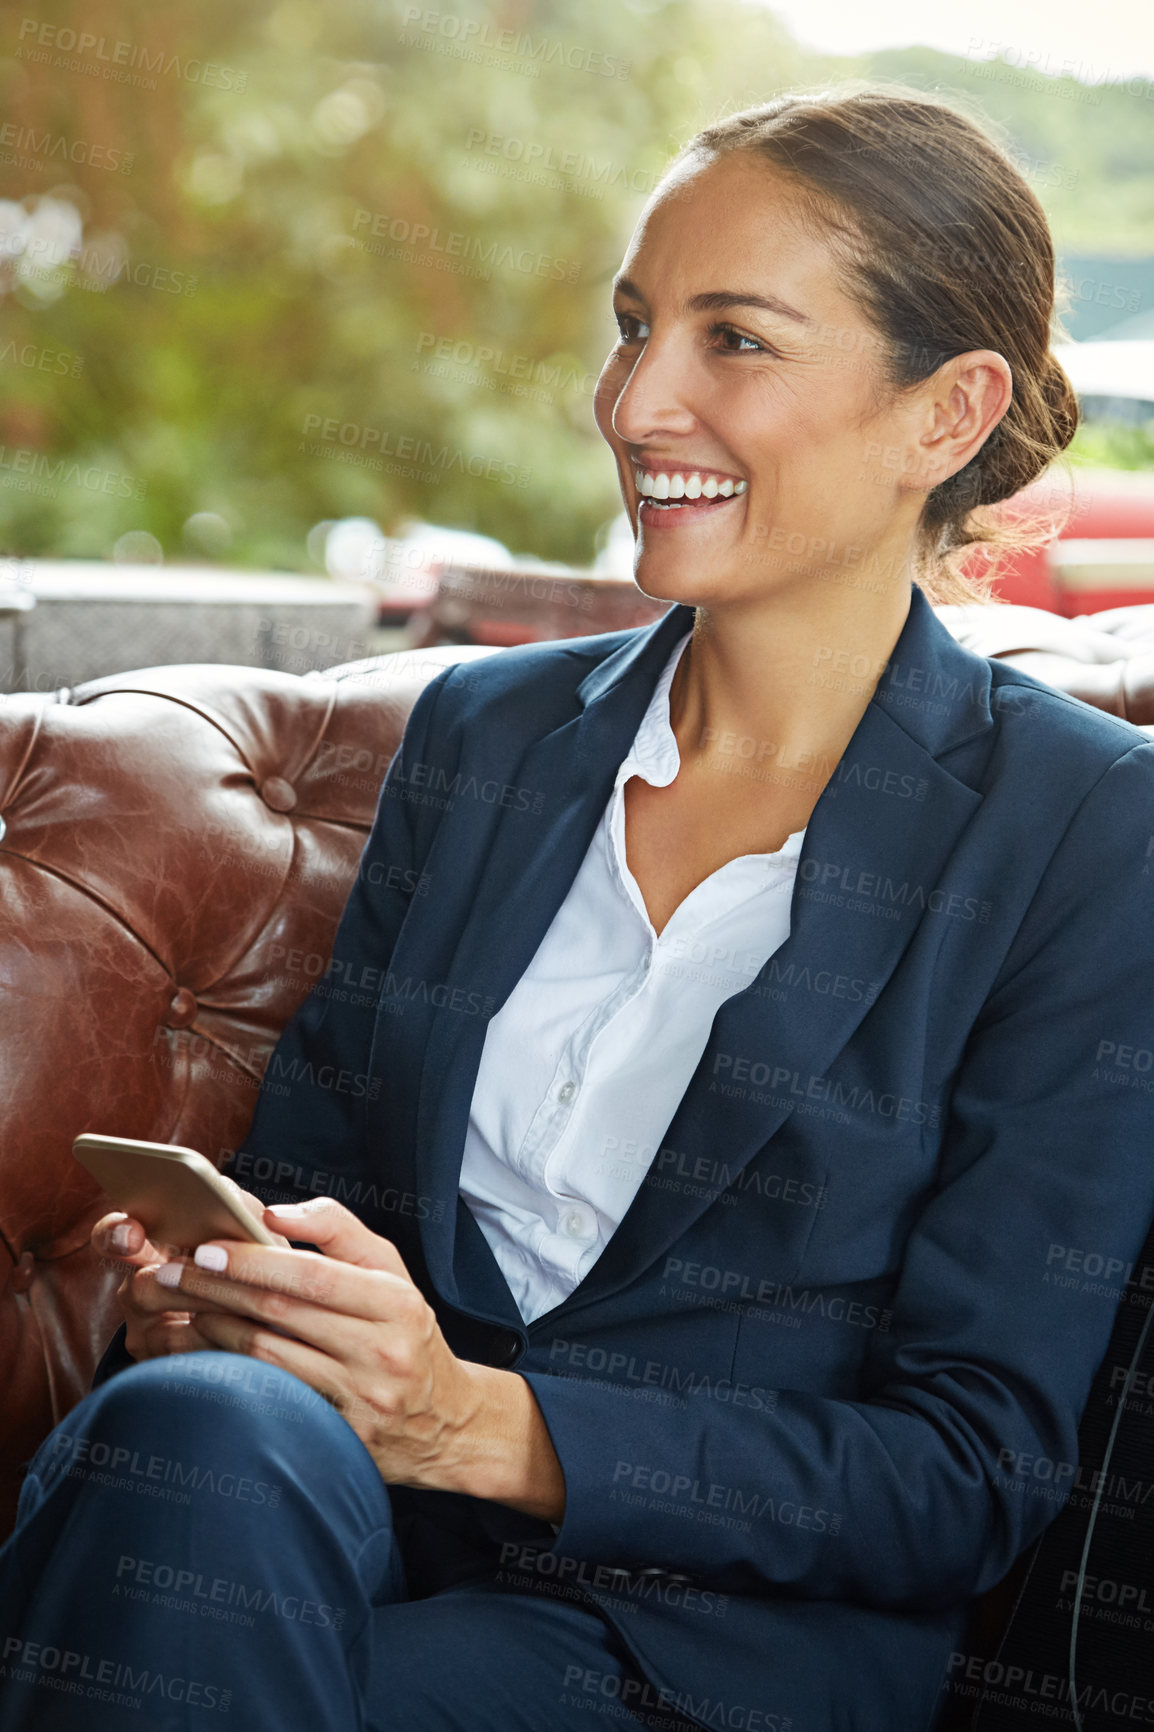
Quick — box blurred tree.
[0,0,1149,570]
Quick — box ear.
[903,350,1013,492]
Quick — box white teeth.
[631,466,747,503]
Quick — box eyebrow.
[612,274,815,328]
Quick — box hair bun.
[1040,352,1079,454]
[939,352,1079,520]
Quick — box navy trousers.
[0,1354,703,1732]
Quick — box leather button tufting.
[166,986,198,1028]
[10,1251,35,1294]
[260,777,297,812]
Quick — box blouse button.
[557,1081,576,1104]
[562,1208,591,1239]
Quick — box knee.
[41,1353,342,1471]
[21,1354,395,1577]
[106,1350,325,1417]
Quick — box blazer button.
[490,1331,523,1367]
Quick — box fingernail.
[266,1203,305,1216]
[155,1263,184,1288]
[194,1244,229,1273]
[111,1223,134,1251]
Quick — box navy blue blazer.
[101,583,1154,1727]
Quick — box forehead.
[619,151,859,323]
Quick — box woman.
[5,84,1154,1732]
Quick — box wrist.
[445,1361,566,1523]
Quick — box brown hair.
[674,82,1079,605]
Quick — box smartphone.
[73,1133,281,1251]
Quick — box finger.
[153,1241,426,1336]
[94,1213,177,1272]
[92,1212,145,1258]
[192,1278,410,1365]
[127,1261,190,1316]
[262,1199,411,1274]
[123,1291,201,1356]
[137,1314,220,1361]
[128,1260,254,1325]
[194,1310,352,1408]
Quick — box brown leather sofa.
[2,599,1154,1727]
[937,601,1154,727]
[0,641,487,1537]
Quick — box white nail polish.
[194,1244,229,1273]
[155,1263,184,1288]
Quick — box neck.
[669,576,915,789]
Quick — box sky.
[761,0,1154,83]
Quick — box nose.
[609,333,698,448]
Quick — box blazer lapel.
[408,584,994,1316]
[410,602,696,1306]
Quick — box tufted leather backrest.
[0,645,486,1534]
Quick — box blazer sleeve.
[87,662,457,1390]
[522,738,1154,1609]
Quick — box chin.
[632,556,735,610]
[632,566,696,607]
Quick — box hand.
[148,1196,566,1521]
[90,1179,292,1363]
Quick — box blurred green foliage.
[0,0,1151,571]
[1070,420,1154,471]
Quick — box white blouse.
[458,628,807,1324]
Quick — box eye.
[708,322,775,356]
[613,311,649,344]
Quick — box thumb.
[263,1198,408,1276]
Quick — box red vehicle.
[981,464,1154,614]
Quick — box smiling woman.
[2,82,1154,1732]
